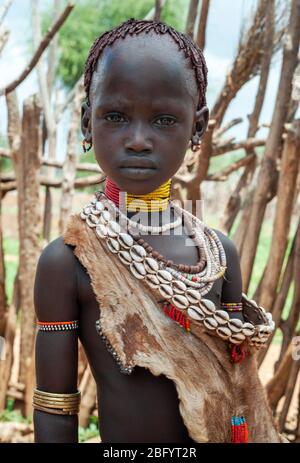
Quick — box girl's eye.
[105,113,127,123]
[155,116,176,126]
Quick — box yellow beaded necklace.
[105,177,172,212]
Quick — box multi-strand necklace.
[80,177,274,350]
[100,177,227,294]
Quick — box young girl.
[33,18,284,443]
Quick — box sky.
[0,0,296,161]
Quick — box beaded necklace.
[105,176,172,212]
[80,175,274,353]
[100,176,227,301]
[78,179,275,445]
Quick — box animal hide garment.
[63,213,287,443]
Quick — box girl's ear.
[192,105,209,139]
[81,101,92,141]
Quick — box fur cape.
[63,213,287,443]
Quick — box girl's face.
[82,34,208,195]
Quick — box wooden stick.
[0,149,102,173]
[212,138,266,156]
[195,0,210,50]
[0,0,13,27]
[278,358,300,432]
[0,3,75,96]
[154,0,163,21]
[207,154,256,181]
[185,0,199,37]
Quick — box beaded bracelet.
[36,320,79,331]
[221,302,243,313]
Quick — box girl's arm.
[33,237,79,443]
[213,229,244,321]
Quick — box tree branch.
[0,0,13,27]
[207,154,257,181]
[195,0,210,50]
[0,3,74,96]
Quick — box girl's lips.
[119,166,157,179]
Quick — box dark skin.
[33,34,243,443]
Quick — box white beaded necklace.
[80,193,275,348]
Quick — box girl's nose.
[124,121,153,153]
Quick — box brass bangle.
[33,389,81,416]
[33,389,81,399]
[33,398,80,410]
[34,393,80,403]
[33,404,78,416]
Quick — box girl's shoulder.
[37,236,77,272]
[210,227,240,262]
[34,236,79,321]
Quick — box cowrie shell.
[144,257,159,274]
[252,338,264,346]
[157,270,173,284]
[86,215,98,228]
[200,299,216,315]
[172,280,187,294]
[118,251,132,265]
[217,326,231,340]
[213,310,230,325]
[203,317,218,330]
[118,233,134,249]
[130,261,146,279]
[146,274,160,288]
[187,306,205,321]
[107,220,122,237]
[100,210,111,224]
[228,318,243,333]
[106,238,120,253]
[171,294,189,310]
[229,336,243,345]
[186,289,201,304]
[265,312,273,322]
[95,224,108,239]
[130,245,147,262]
[257,326,270,337]
[159,284,173,299]
[230,332,246,343]
[95,201,105,212]
[84,206,92,215]
[242,322,255,337]
[90,206,102,216]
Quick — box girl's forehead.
[91,34,198,105]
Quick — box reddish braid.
[83,18,208,110]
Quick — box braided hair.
[83,18,208,151]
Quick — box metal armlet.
[33,389,81,415]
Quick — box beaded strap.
[221,302,243,313]
[36,320,79,331]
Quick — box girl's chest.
[137,232,199,266]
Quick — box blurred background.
[0,0,299,443]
